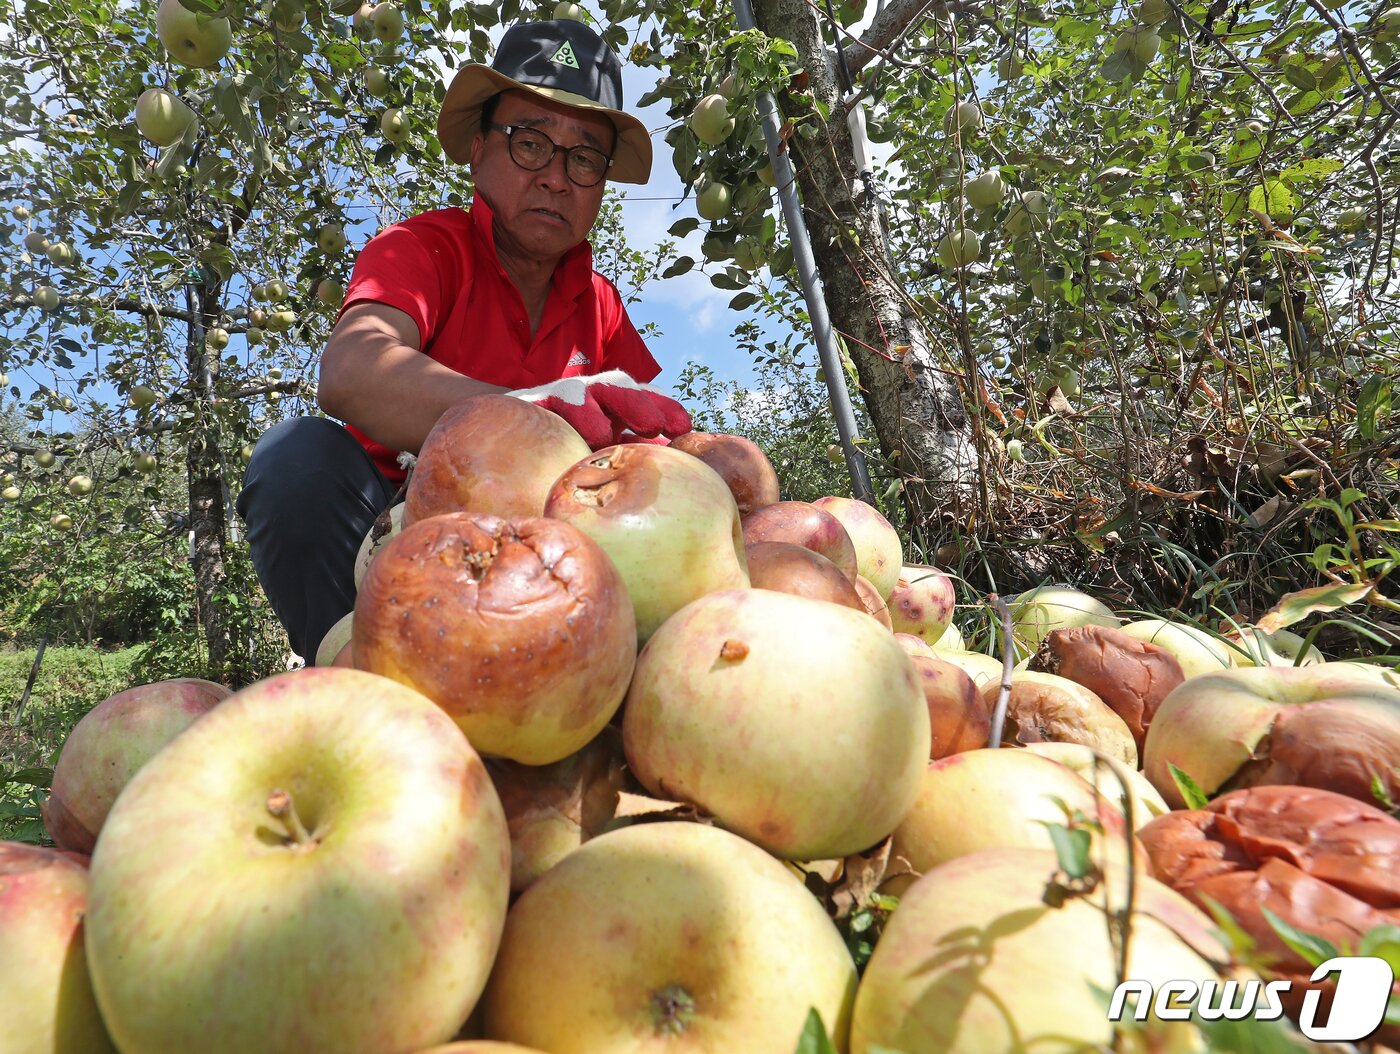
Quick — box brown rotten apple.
[624,588,929,860]
[670,430,780,516]
[42,677,229,854]
[743,540,863,611]
[354,512,636,765]
[983,669,1138,766]
[1143,663,1400,808]
[741,500,858,580]
[405,395,591,526]
[544,444,749,643]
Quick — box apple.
[314,610,354,668]
[370,1,404,42]
[316,277,345,306]
[932,620,966,651]
[0,843,118,1054]
[1226,626,1325,667]
[997,49,1025,78]
[1375,6,1400,41]
[485,729,625,893]
[909,655,991,759]
[128,384,157,409]
[317,222,347,254]
[852,848,1224,1054]
[406,394,591,525]
[1024,742,1169,829]
[239,442,255,463]
[853,573,893,629]
[380,106,408,142]
[744,540,864,611]
[896,632,937,659]
[812,495,902,597]
[482,822,857,1050]
[364,65,391,97]
[86,668,511,1054]
[41,678,229,854]
[11,203,30,219]
[1144,664,1400,808]
[1008,583,1118,653]
[245,325,264,343]
[938,229,980,268]
[266,309,296,331]
[264,278,289,302]
[930,648,1004,685]
[66,473,93,496]
[623,588,929,859]
[741,500,858,579]
[695,179,732,220]
[545,444,750,643]
[46,240,76,267]
[205,326,229,350]
[987,670,1138,765]
[134,87,195,146]
[51,512,73,531]
[1,485,19,501]
[351,1,374,36]
[884,749,1136,895]
[34,447,57,468]
[34,284,60,311]
[353,502,406,587]
[355,512,637,765]
[23,230,49,253]
[689,93,734,146]
[1003,189,1050,236]
[965,169,1004,209]
[943,99,983,133]
[133,451,158,473]
[552,0,585,18]
[668,431,780,516]
[156,0,232,68]
[1136,0,1170,21]
[1119,617,1234,679]
[887,563,955,643]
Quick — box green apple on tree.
[264,278,289,301]
[370,2,403,42]
[0,485,19,501]
[965,170,1005,209]
[46,240,76,267]
[380,106,408,143]
[23,231,49,254]
[206,326,229,350]
[11,204,29,219]
[552,0,585,18]
[246,326,264,344]
[688,94,734,146]
[34,284,60,311]
[128,384,158,409]
[316,222,347,253]
[316,278,345,306]
[938,229,981,269]
[997,50,1025,78]
[51,512,73,531]
[134,87,196,147]
[67,474,93,496]
[155,0,233,68]
[363,66,390,97]
[267,309,297,331]
[695,179,732,221]
[1374,7,1400,41]
[134,452,158,474]
[943,100,983,133]
[1003,189,1050,235]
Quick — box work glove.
[510,370,692,450]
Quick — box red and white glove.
[510,370,692,450]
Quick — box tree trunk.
[752,0,982,535]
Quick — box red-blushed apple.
[1031,624,1185,754]
[909,655,990,758]
[895,632,937,659]
[484,729,627,893]
[0,843,117,1054]
[623,589,929,860]
[744,540,864,611]
[41,677,229,854]
[314,610,354,668]
[1009,583,1118,655]
[1024,742,1169,829]
[85,668,511,1054]
[740,500,858,579]
[983,669,1138,765]
[404,395,591,526]
[852,848,1224,1054]
[669,431,780,516]
[354,513,636,764]
[1143,664,1400,808]
[1120,618,1234,680]
[811,495,903,598]
[543,444,749,643]
[482,822,858,1052]
[353,501,405,588]
[887,563,956,643]
[883,749,1136,896]
[853,574,893,629]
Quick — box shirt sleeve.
[339,221,458,348]
[596,278,662,383]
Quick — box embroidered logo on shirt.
[566,349,592,368]
[552,42,580,68]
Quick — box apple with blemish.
[811,496,902,598]
[853,573,893,630]
[741,500,858,580]
[669,431,780,516]
[910,656,990,758]
[744,540,863,611]
[887,564,955,643]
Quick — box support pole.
[731,0,875,504]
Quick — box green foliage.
[791,1009,839,1054]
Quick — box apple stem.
[266,788,313,847]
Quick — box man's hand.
[511,371,692,450]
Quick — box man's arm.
[317,301,508,455]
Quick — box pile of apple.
[6,395,1400,1054]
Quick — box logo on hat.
[551,41,580,68]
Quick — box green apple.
[128,385,158,410]
[248,306,268,326]
[1003,190,1049,235]
[46,241,76,267]
[266,309,296,331]
[134,87,195,146]
[239,442,255,464]
[370,2,403,42]
[1009,584,1118,653]
[156,0,232,68]
[133,452,158,474]
[245,326,264,344]
[34,284,60,311]
[67,474,93,496]
[1375,7,1400,41]
[997,50,1025,78]
[756,160,775,186]
[688,94,734,146]
[0,485,19,501]
[23,231,49,254]
[264,278,289,301]
[205,326,229,350]
[251,282,269,301]
[938,228,981,269]
[363,66,390,97]
[1006,438,1026,462]
[552,0,585,18]
[0,844,119,1054]
[11,204,30,220]
[695,180,732,220]
[380,106,408,143]
[965,170,1005,209]
[316,277,345,306]
[351,2,374,36]
[943,100,983,134]
[84,668,512,1054]
[267,367,283,380]
[316,222,347,254]
[51,512,73,531]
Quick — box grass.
[1,644,146,843]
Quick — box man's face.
[469,89,616,265]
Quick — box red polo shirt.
[338,193,661,484]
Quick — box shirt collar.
[469,191,594,302]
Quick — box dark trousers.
[235,416,396,662]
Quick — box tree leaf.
[1169,763,1210,809]
[792,1009,839,1054]
[1261,906,1339,967]
[1254,582,1374,633]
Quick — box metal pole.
[731,0,875,504]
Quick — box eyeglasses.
[487,123,613,188]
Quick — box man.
[237,19,691,665]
